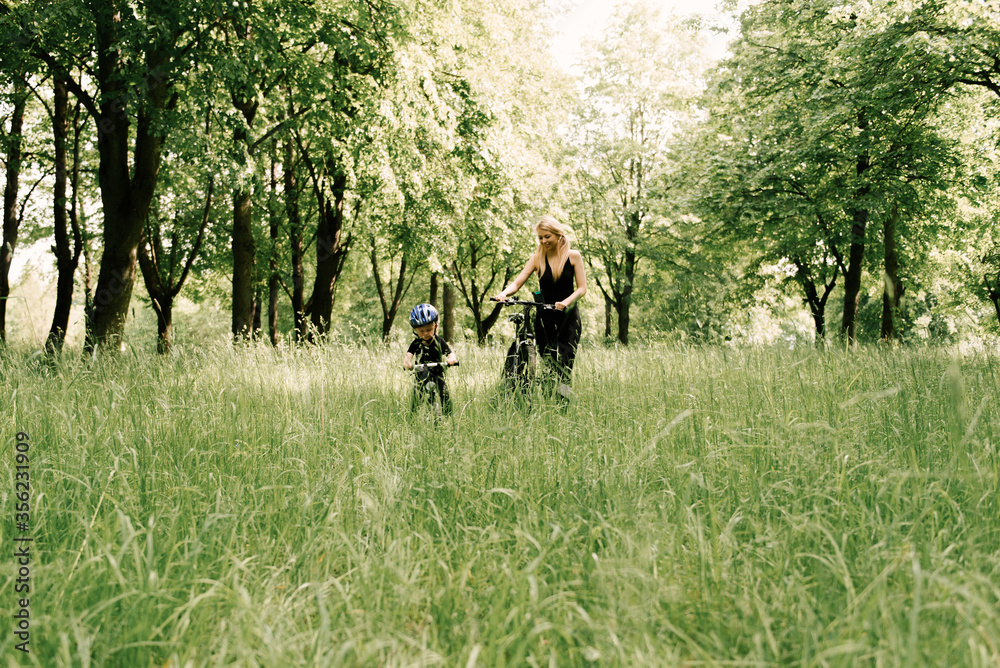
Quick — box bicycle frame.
[409,361,458,415]
[491,298,554,394]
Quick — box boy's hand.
[446,353,458,366]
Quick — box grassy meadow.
[1,341,999,667]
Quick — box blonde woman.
[494,216,587,395]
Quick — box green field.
[1,343,999,666]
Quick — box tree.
[0,71,26,343]
[297,144,352,339]
[571,2,710,344]
[45,73,87,354]
[984,244,1000,328]
[0,0,573,350]
[440,0,570,344]
[445,43,570,343]
[208,0,337,341]
[361,124,455,341]
[699,0,964,344]
[209,0,299,341]
[137,164,214,354]
[850,0,1000,337]
[688,73,850,342]
[451,224,514,344]
[2,0,223,351]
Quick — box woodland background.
[2,0,1000,354]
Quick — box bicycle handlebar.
[490,297,555,309]
[410,361,460,371]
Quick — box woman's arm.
[554,250,588,311]
[494,254,536,301]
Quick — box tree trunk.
[252,285,263,339]
[443,281,455,343]
[840,212,867,344]
[880,204,903,341]
[290,227,305,340]
[88,230,143,351]
[307,170,349,338]
[370,239,413,342]
[986,274,1000,329]
[230,91,258,343]
[153,295,173,354]
[798,268,825,340]
[617,297,631,345]
[793,257,838,343]
[811,299,826,340]
[618,249,636,345]
[614,211,640,345]
[469,304,502,345]
[0,78,26,343]
[85,180,151,353]
[137,234,169,354]
[383,258,406,341]
[841,119,871,345]
[283,138,306,341]
[47,77,83,354]
[267,265,279,346]
[85,13,171,352]
[451,243,508,345]
[604,293,613,340]
[267,141,279,347]
[429,272,439,308]
[231,188,255,341]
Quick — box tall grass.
[1,342,998,666]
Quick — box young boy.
[403,304,458,413]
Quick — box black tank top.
[539,256,574,303]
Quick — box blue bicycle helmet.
[409,303,439,327]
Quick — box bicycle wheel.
[426,379,442,416]
[503,339,536,392]
[411,368,431,411]
[412,368,445,417]
[411,380,425,412]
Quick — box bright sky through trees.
[547,0,731,72]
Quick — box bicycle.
[490,297,555,395]
[408,360,459,416]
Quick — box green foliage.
[7,0,1000,347]
[568,2,712,344]
[689,0,997,343]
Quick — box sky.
[546,0,732,72]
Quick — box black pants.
[534,307,581,383]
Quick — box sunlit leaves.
[568,1,711,342]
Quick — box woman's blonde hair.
[532,215,571,280]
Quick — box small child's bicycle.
[491,298,555,395]
[409,360,459,416]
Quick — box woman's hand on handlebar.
[554,300,568,311]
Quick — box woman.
[495,216,587,396]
